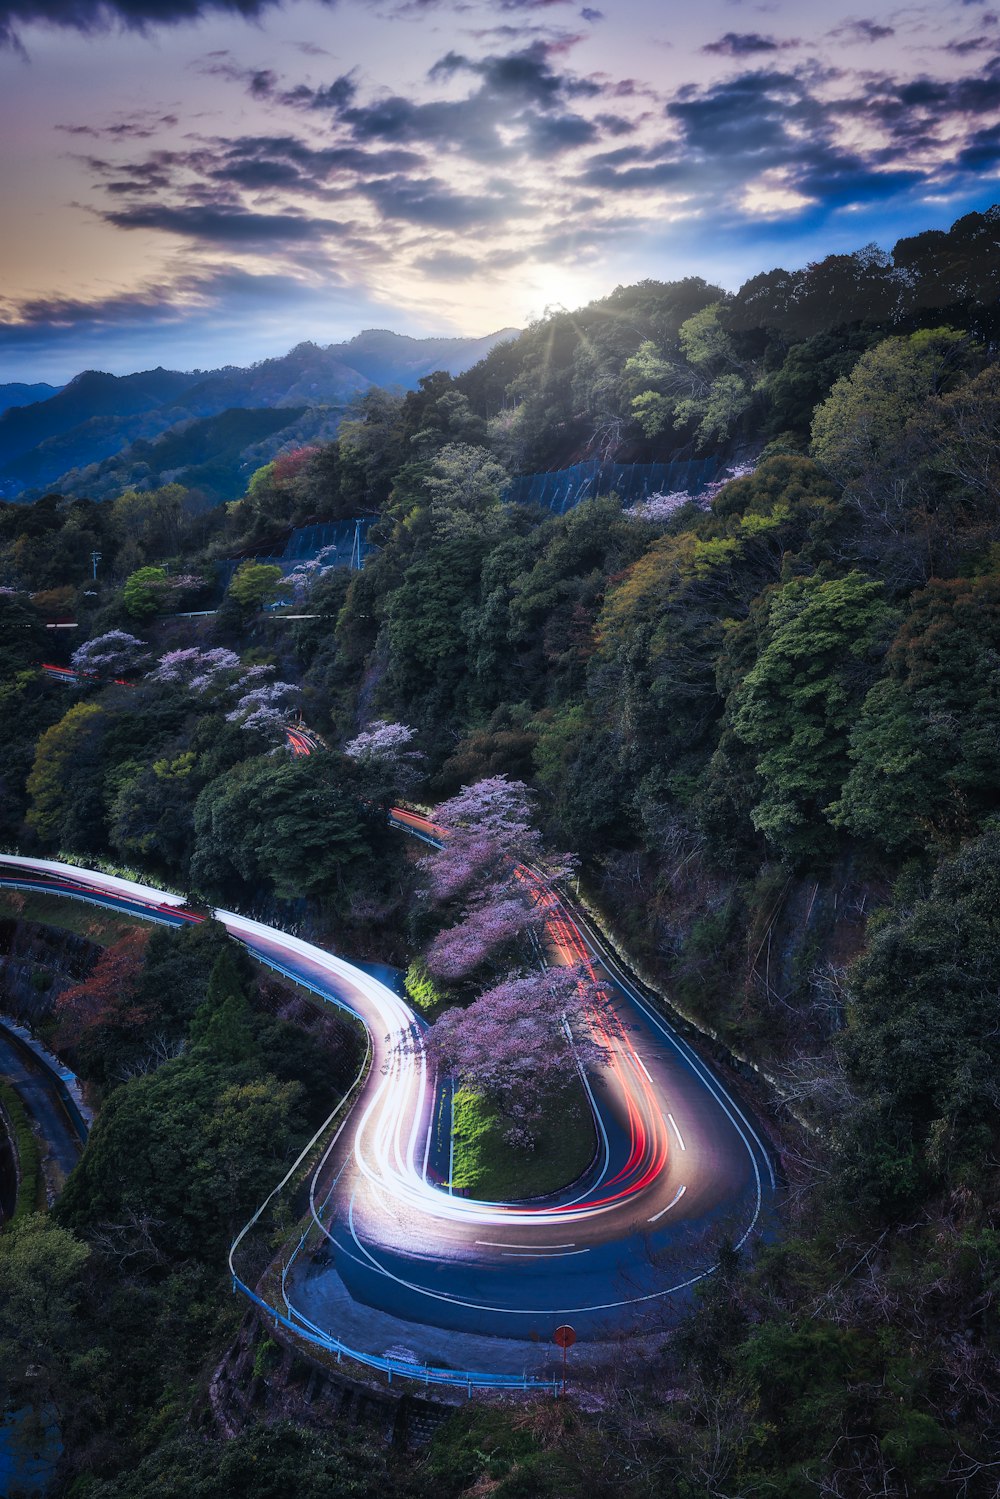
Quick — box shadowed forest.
[2,205,1000,1497]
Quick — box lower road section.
[0,851,777,1385]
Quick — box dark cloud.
[580,6,602,19]
[336,43,605,165]
[361,175,518,228]
[702,32,800,57]
[102,203,348,243]
[957,120,1000,168]
[0,0,333,52]
[56,113,178,139]
[579,56,1000,227]
[83,134,427,205]
[203,60,360,111]
[428,43,574,105]
[827,19,895,43]
[593,112,635,137]
[946,34,994,52]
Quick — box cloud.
[338,42,606,164]
[0,0,333,51]
[827,19,895,43]
[361,174,519,228]
[102,203,349,243]
[412,249,483,278]
[578,55,1000,230]
[702,32,799,56]
[946,33,994,52]
[0,266,404,382]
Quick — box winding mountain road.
[0,842,776,1385]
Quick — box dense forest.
[2,204,1000,1497]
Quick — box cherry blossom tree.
[226,680,300,741]
[71,631,149,681]
[344,719,424,796]
[625,464,758,525]
[419,775,574,978]
[423,776,543,902]
[425,892,543,981]
[423,965,611,1133]
[283,544,344,602]
[147,647,241,689]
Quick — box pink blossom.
[425,895,543,981]
[71,631,149,679]
[345,720,417,763]
[149,647,242,690]
[625,463,758,525]
[232,705,291,740]
[226,679,299,731]
[422,776,574,903]
[345,720,424,792]
[625,490,694,524]
[424,965,611,1122]
[283,545,344,601]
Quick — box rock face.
[209,1313,454,1451]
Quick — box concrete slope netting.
[505,456,723,514]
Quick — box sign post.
[553,1325,576,1397]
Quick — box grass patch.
[451,1080,596,1201]
[0,1080,42,1222]
[403,960,452,1019]
[0,889,144,947]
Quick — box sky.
[1,0,999,382]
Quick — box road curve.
[0,848,776,1382]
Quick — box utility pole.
[90,550,101,581]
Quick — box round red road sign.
[553,1325,577,1349]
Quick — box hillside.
[2,204,1000,1499]
[0,328,518,499]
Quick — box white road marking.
[500,1248,590,1258]
[667,1112,687,1151]
[476,1241,576,1249]
[648,1184,687,1222]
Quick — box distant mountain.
[0,368,208,477]
[327,328,521,386]
[0,382,61,417]
[61,406,328,503]
[0,328,519,499]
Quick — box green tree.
[810,327,979,533]
[0,1214,89,1408]
[189,949,258,1065]
[122,565,169,620]
[837,832,1000,1206]
[56,1057,300,1260]
[81,1422,388,1499]
[190,753,377,902]
[831,575,1000,850]
[730,572,898,858]
[26,700,105,843]
[227,561,283,611]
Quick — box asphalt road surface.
[0,848,777,1381]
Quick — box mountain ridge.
[0,327,519,499]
